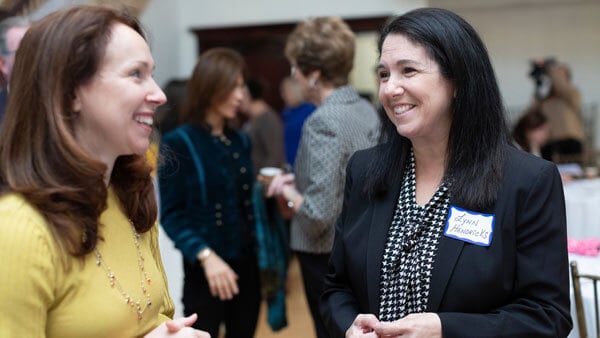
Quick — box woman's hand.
[145,313,211,337]
[266,173,303,211]
[201,253,239,301]
[373,313,441,338]
[265,173,295,197]
[346,314,380,337]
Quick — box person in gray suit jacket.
[320,8,572,338]
[266,16,381,338]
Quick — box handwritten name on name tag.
[444,206,494,246]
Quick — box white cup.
[259,167,283,177]
[258,167,283,187]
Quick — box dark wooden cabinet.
[191,17,387,111]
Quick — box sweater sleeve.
[0,197,56,337]
[294,113,345,235]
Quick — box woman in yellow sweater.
[0,6,209,338]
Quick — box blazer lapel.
[427,197,499,311]
[427,223,465,311]
[366,183,401,315]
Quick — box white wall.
[351,31,381,102]
[139,0,182,91]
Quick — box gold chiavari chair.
[570,260,600,338]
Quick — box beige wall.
[351,31,380,104]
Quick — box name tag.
[444,206,494,246]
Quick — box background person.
[156,78,188,136]
[0,6,208,337]
[0,15,28,122]
[240,77,285,172]
[530,59,585,163]
[512,110,550,157]
[320,8,571,338]
[158,47,260,338]
[267,16,381,338]
[280,76,315,168]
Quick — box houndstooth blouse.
[379,151,451,321]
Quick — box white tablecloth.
[563,178,600,239]
[568,254,600,338]
[159,226,184,319]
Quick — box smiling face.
[377,33,455,146]
[72,23,166,164]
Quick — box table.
[563,178,600,239]
[568,254,600,338]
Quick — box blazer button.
[244,200,251,206]
[240,167,247,174]
[215,203,222,210]
[215,212,222,218]
[243,184,249,190]
[248,214,254,221]
[216,220,223,226]
[233,152,240,159]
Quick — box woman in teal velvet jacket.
[158,47,260,338]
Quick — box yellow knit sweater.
[0,188,174,338]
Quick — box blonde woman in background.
[267,16,381,338]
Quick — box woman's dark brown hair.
[0,5,157,257]
[180,47,246,126]
[512,110,548,153]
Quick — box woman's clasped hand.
[346,314,441,338]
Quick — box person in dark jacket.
[158,47,260,338]
[320,8,571,338]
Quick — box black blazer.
[321,144,572,338]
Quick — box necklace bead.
[213,132,231,146]
[95,220,152,320]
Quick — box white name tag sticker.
[444,206,495,246]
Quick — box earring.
[309,78,317,89]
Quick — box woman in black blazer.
[320,8,572,338]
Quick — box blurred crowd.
[512,58,587,181]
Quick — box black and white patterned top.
[379,151,451,321]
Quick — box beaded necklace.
[94,220,152,320]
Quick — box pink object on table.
[567,237,600,256]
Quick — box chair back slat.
[593,281,599,338]
[571,260,600,338]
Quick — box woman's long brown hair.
[0,6,157,257]
[180,47,246,127]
